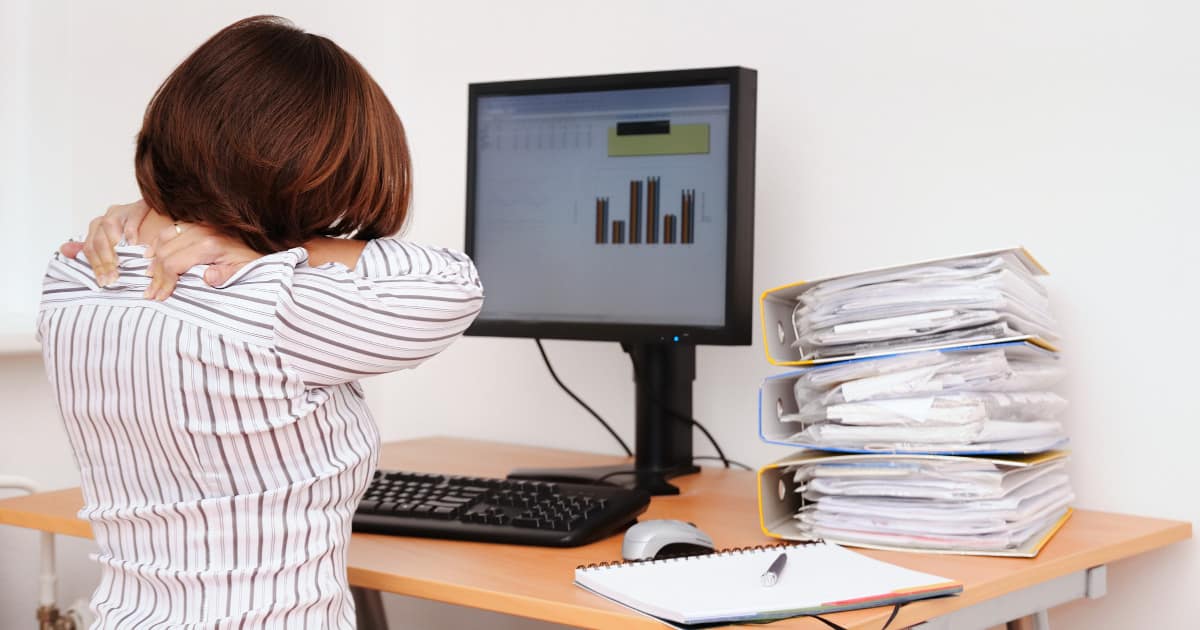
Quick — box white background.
[1,1,1197,628]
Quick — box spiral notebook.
[575,542,961,628]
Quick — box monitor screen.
[465,67,755,344]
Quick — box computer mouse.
[621,519,715,561]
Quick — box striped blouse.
[37,238,483,629]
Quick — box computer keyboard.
[353,470,652,547]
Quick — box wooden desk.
[0,437,1191,629]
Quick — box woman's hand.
[143,223,260,301]
[59,200,152,287]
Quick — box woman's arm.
[61,206,483,383]
[273,238,484,387]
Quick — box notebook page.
[575,542,959,624]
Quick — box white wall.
[2,1,1197,628]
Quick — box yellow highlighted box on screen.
[608,124,710,157]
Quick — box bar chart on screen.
[593,178,700,245]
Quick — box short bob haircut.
[135,15,410,253]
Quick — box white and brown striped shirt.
[37,239,483,629]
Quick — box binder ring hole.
[776,321,786,344]
[776,398,784,418]
[778,478,787,501]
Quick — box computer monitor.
[465,67,756,495]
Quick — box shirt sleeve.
[272,238,484,387]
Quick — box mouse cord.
[801,602,902,624]
[535,338,633,456]
[535,339,749,470]
[693,456,752,471]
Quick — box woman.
[40,16,482,628]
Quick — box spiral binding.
[575,540,822,572]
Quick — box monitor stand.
[508,342,700,496]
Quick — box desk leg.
[352,586,388,630]
[912,566,1105,630]
[1006,610,1050,630]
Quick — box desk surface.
[0,437,1191,629]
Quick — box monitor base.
[507,463,701,496]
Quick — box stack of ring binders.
[754,247,1074,556]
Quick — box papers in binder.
[791,250,1058,361]
[756,450,1073,557]
[766,342,1069,454]
[759,248,1059,366]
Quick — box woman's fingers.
[59,241,84,259]
[141,223,259,300]
[118,200,151,243]
[143,226,229,300]
[203,263,246,287]
[99,200,151,247]
[99,208,125,250]
[83,217,119,286]
[76,200,153,287]
[144,230,197,301]
[144,225,182,300]
[145,256,184,301]
[144,222,185,259]
[96,211,127,286]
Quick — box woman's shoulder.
[39,245,311,345]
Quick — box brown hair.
[135,15,411,253]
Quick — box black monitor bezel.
[464,66,756,346]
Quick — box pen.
[760,552,787,587]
